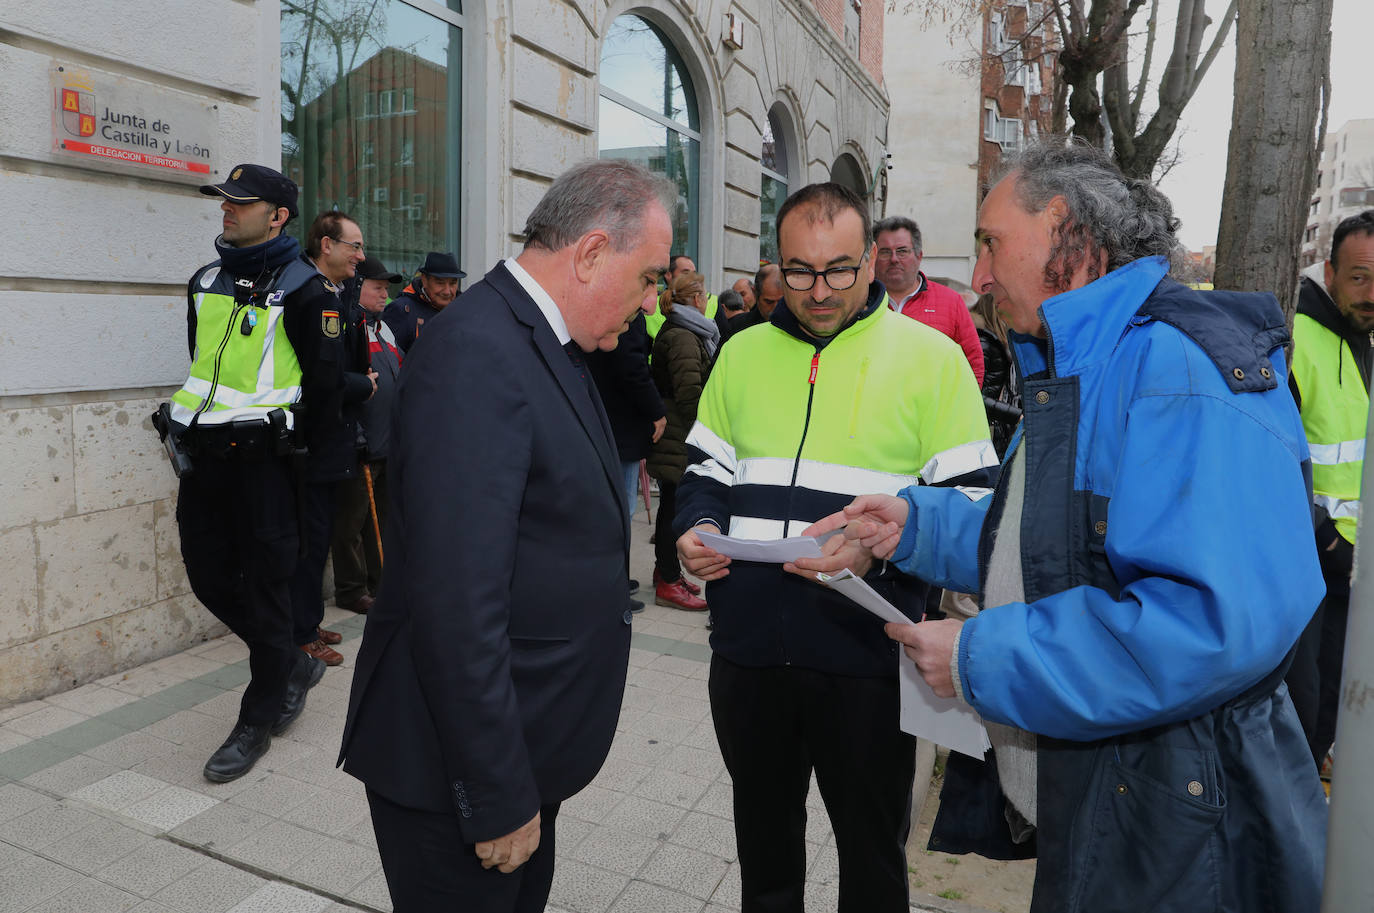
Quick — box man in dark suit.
[339,159,674,913]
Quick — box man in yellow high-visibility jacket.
[1287,208,1374,773]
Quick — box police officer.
[292,211,375,667]
[165,164,338,782]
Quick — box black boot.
[273,653,326,735]
[203,722,271,783]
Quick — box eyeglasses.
[875,247,914,261]
[329,237,364,254]
[780,252,869,292]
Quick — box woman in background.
[646,272,716,612]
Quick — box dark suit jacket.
[339,262,632,844]
[587,313,664,463]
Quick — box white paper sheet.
[817,570,991,757]
[696,529,841,563]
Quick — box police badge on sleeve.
[322,309,341,338]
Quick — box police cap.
[200,164,299,218]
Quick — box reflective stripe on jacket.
[1292,310,1368,543]
[676,282,997,675]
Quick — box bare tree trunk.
[1212,0,1332,321]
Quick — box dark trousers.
[330,460,386,604]
[709,654,915,913]
[177,454,297,726]
[291,480,337,645]
[367,789,560,913]
[1287,570,1351,767]
[653,478,682,581]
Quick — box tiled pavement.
[0,517,985,913]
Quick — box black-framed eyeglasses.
[781,251,869,292]
[329,237,364,254]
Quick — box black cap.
[419,251,466,278]
[357,256,402,283]
[200,164,299,218]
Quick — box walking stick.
[362,462,383,566]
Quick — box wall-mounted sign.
[51,62,217,182]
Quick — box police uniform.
[164,165,343,782]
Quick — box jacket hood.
[769,280,890,349]
[1297,272,1352,338]
[1012,256,1289,394]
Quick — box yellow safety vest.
[170,259,318,428]
[1292,311,1370,543]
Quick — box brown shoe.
[301,639,343,666]
[317,626,342,645]
[654,578,709,612]
[338,594,375,614]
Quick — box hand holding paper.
[816,569,989,757]
[884,619,962,699]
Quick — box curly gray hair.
[1000,142,1181,291]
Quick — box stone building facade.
[0,0,888,704]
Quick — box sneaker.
[655,578,708,612]
[203,722,271,783]
[629,578,641,593]
[654,568,700,596]
[629,597,646,614]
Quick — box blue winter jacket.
[892,257,1328,912]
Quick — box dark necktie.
[564,340,593,391]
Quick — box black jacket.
[587,313,665,462]
[299,266,374,482]
[340,262,632,846]
[382,286,443,353]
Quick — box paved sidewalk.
[0,514,999,913]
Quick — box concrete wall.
[881,8,980,284]
[0,0,887,706]
[0,1,281,703]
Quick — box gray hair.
[522,159,675,253]
[873,215,923,258]
[1001,141,1180,291]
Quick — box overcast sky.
[1159,0,1372,249]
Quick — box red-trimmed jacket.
[891,274,985,385]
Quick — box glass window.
[281,0,463,277]
[760,107,790,264]
[598,14,700,263]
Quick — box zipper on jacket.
[194,302,247,422]
[783,351,822,537]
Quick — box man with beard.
[676,182,995,912]
[1285,209,1374,778]
[161,164,337,781]
[383,251,466,352]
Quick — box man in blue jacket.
[800,143,1327,912]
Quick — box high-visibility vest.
[1292,312,1370,543]
[170,259,321,428]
